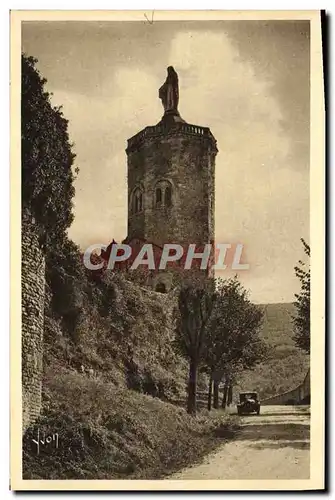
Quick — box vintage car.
[237,391,260,415]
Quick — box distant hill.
[235,303,310,401]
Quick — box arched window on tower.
[155,187,162,207]
[132,187,144,214]
[154,180,173,209]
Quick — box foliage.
[174,277,268,413]
[23,371,239,479]
[200,277,267,409]
[45,237,87,339]
[21,54,77,244]
[204,277,267,376]
[174,280,216,360]
[292,239,310,353]
[174,281,216,414]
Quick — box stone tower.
[126,66,218,291]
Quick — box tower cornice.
[126,122,218,154]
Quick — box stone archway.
[155,282,167,293]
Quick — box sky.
[22,20,310,303]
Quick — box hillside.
[23,371,238,479]
[235,303,310,400]
[43,264,187,402]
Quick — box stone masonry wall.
[22,208,45,432]
[261,369,310,405]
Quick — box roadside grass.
[23,370,240,479]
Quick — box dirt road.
[170,405,310,480]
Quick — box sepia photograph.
[10,10,325,491]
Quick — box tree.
[174,282,216,414]
[203,277,267,410]
[293,239,310,353]
[21,54,77,246]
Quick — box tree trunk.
[187,358,197,415]
[227,385,233,406]
[207,372,213,411]
[213,380,219,409]
[221,385,228,409]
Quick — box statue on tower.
[159,66,179,114]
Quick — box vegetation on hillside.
[292,239,310,354]
[23,371,238,479]
[237,240,310,401]
[44,241,187,400]
[236,303,309,400]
